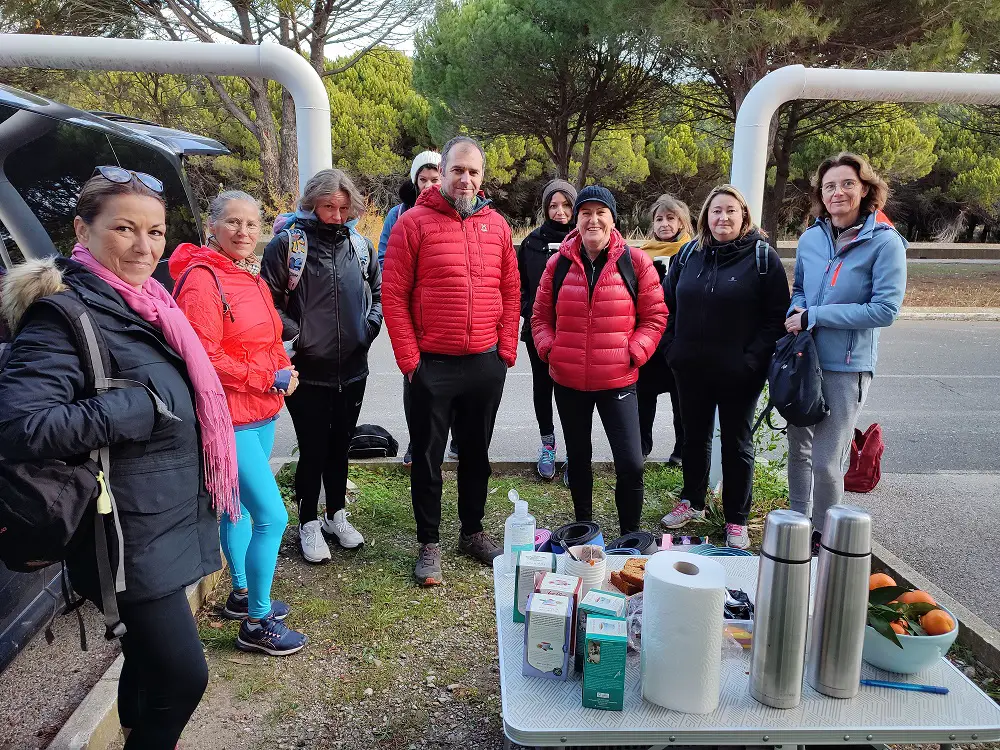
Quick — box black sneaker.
[236,615,308,656]
[403,444,413,467]
[222,591,291,621]
[811,529,822,557]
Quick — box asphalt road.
[272,320,1000,624]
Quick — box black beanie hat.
[573,185,618,224]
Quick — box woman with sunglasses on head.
[170,190,308,656]
[0,166,228,748]
[659,185,789,550]
[785,153,906,549]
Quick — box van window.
[0,102,200,267]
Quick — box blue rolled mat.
[605,547,641,556]
[550,521,604,554]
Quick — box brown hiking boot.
[458,530,502,566]
[415,543,443,586]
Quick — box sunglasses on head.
[93,166,164,194]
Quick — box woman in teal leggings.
[171,190,308,656]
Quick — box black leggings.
[117,588,208,749]
[553,383,644,535]
[524,335,556,438]
[636,355,684,458]
[285,379,367,523]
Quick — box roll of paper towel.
[641,551,727,714]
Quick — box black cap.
[573,185,617,223]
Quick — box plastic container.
[503,490,535,572]
[563,545,607,597]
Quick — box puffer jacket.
[261,211,382,388]
[0,257,221,604]
[518,218,572,341]
[382,186,520,375]
[791,211,907,373]
[169,243,291,426]
[531,228,668,391]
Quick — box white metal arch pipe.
[731,64,1000,223]
[0,35,331,192]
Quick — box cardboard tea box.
[574,588,627,673]
[523,592,572,680]
[535,572,582,654]
[582,617,627,711]
[513,551,557,623]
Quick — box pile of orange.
[868,573,956,636]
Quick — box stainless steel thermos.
[806,504,872,698]
[749,509,813,708]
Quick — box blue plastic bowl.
[862,606,958,675]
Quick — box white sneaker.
[660,501,705,529]
[322,509,364,549]
[299,519,332,563]
[726,523,750,550]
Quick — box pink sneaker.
[725,523,750,550]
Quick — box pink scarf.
[71,245,240,519]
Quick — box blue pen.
[860,678,949,695]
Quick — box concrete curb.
[898,308,1000,321]
[871,540,1000,675]
[47,569,224,750]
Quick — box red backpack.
[845,423,884,493]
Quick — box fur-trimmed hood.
[0,256,68,335]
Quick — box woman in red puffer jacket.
[170,190,307,657]
[532,185,667,534]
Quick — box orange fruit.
[897,590,937,606]
[890,619,908,635]
[920,609,955,636]
[869,572,897,590]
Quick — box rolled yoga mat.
[605,547,641,556]
[608,531,660,555]
[550,521,604,554]
[534,528,552,551]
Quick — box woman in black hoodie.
[518,178,577,480]
[659,184,789,549]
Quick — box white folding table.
[493,555,1000,749]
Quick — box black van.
[0,82,228,672]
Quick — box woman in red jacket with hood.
[170,191,307,657]
[532,185,667,534]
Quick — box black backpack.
[349,424,399,459]
[753,331,830,433]
[0,293,127,643]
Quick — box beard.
[451,193,477,218]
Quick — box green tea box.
[582,616,627,711]
[574,588,627,673]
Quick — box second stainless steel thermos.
[806,504,872,699]
[749,509,813,708]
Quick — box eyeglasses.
[93,166,164,194]
[821,179,859,195]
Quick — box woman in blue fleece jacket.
[784,152,907,544]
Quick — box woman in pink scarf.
[0,168,232,750]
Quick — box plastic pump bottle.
[504,490,536,572]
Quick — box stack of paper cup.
[564,545,607,596]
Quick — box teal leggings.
[220,419,289,619]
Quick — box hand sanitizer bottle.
[504,489,536,572]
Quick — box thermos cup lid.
[821,504,872,556]
[761,509,812,562]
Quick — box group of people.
[0,137,905,747]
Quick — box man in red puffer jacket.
[532,185,667,535]
[382,135,520,586]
